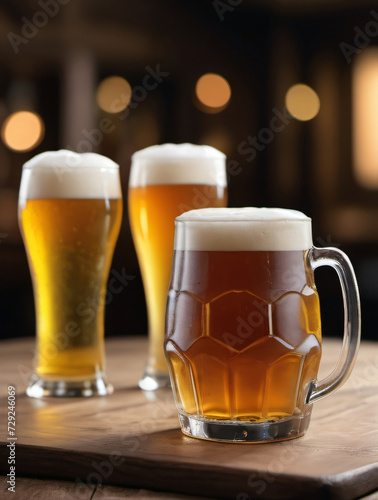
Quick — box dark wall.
[0,1,376,341]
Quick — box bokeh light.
[195,73,231,113]
[353,48,378,189]
[96,76,132,113]
[285,84,320,121]
[1,111,44,152]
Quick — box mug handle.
[306,246,361,405]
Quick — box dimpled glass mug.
[165,208,361,442]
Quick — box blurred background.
[0,0,377,341]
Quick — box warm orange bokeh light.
[353,48,378,189]
[285,84,320,121]
[96,76,132,113]
[1,111,44,152]
[195,73,231,113]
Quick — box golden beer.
[19,150,122,397]
[165,207,361,442]
[21,198,122,378]
[166,248,322,421]
[128,144,227,389]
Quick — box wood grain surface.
[0,475,216,499]
[0,336,377,500]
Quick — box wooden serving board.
[0,337,377,499]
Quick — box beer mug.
[18,150,123,397]
[128,144,227,390]
[165,208,360,442]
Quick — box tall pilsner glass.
[166,208,361,442]
[19,150,123,397]
[128,144,227,390]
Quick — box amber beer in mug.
[19,150,123,397]
[165,208,361,442]
[128,144,227,390]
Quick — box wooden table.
[1,336,377,500]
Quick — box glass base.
[26,375,113,398]
[178,411,312,443]
[138,367,170,391]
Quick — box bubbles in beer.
[166,247,322,421]
[129,143,228,376]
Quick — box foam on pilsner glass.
[129,143,227,187]
[19,150,121,205]
[174,207,313,251]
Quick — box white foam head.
[174,207,312,251]
[19,150,121,205]
[129,143,227,187]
